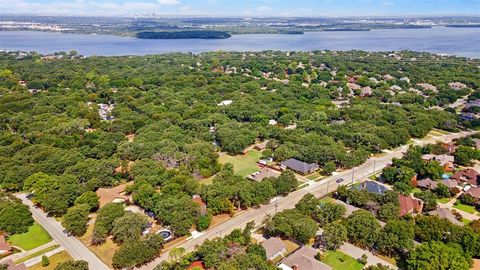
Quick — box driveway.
[16,194,110,270]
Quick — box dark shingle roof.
[281,158,319,174]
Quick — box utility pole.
[351,168,355,184]
[275,196,278,214]
[373,160,376,174]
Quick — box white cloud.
[158,0,180,5]
[0,0,184,15]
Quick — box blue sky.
[1,0,479,16]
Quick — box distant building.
[429,207,463,226]
[451,168,480,186]
[217,100,233,106]
[254,140,269,151]
[417,178,457,190]
[449,82,467,90]
[460,112,478,121]
[281,158,319,175]
[464,186,480,200]
[192,195,208,216]
[279,246,332,270]
[421,154,455,172]
[261,237,287,260]
[0,234,12,255]
[248,167,279,182]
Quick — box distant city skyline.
[0,0,479,17]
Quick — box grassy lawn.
[28,251,72,270]
[15,245,59,264]
[306,172,321,180]
[454,203,477,214]
[8,222,52,251]
[412,187,422,194]
[432,129,450,135]
[319,197,335,204]
[322,250,364,270]
[462,218,472,225]
[436,197,453,204]
[218,150,262,177]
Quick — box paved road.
[16,194,110,270]
[138,130,475,269]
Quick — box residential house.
[460,112,478,121]
[465,186,480,200]
[442,142,458,154]
[1,259,27,270]
[96,182,133,208]
[429,207,463,226]
[449,82,467,90]
[360,86,372,97]
[398,194,423,216]
[280,158,319,175]
[192,195,208,216]
[416,178,437,189]
[473,138,480,150]
[254,140,270,151]
[279,246,332,270]
[353,181,389,195]
[261,237,287,261]
[0,234,12,255]
[187,261,205,270]
[417,178,457,190]
[421,154,455,172]
[248,167,279,182]
[450,168,480,186]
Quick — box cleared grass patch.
[28,250,72,270]
[436,197,452,204]
[462,218,472,225]
[8,222,52,251]
[454,202,477,214]
[319,197,335,204]
[322,250,364,270]
[15,245,59,264]
[218,150,262,177]
[79,222,118,267]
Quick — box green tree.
[272,170,298,195]
[454,146,478,166]
[345,210,380,248]
[74,191,99,212]
[92,203,125,244]
[111,212,148,244]
[377,220,415,256]
[313,202,346,226]
[0,193,34,234]
[196,213,212,232]
[62,204,90,236]
[407,241,471,270]
[41,255,50,267]
[322,222,348,250]
[265,209,318,244]
[295,193,320,216]
[377,202,400,222]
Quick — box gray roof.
[281,246,332,270]
[281,158,319,174]
[261,237,286,259]
[354,181,389,194]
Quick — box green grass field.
[8,222,52,251]
[322,250,364,270]
[454,203,477,214]
[28,251,72,270]
[218,150,262,177]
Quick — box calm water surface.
[1,27,479,57]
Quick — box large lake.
[1,27,479,57]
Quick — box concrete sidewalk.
[0,241,57,264]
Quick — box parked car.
[336,178,345,183]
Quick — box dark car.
[336,178,345,183]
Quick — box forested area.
[0,50,478,213]
[0,50,479,266]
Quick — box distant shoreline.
[136,30,232,39]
